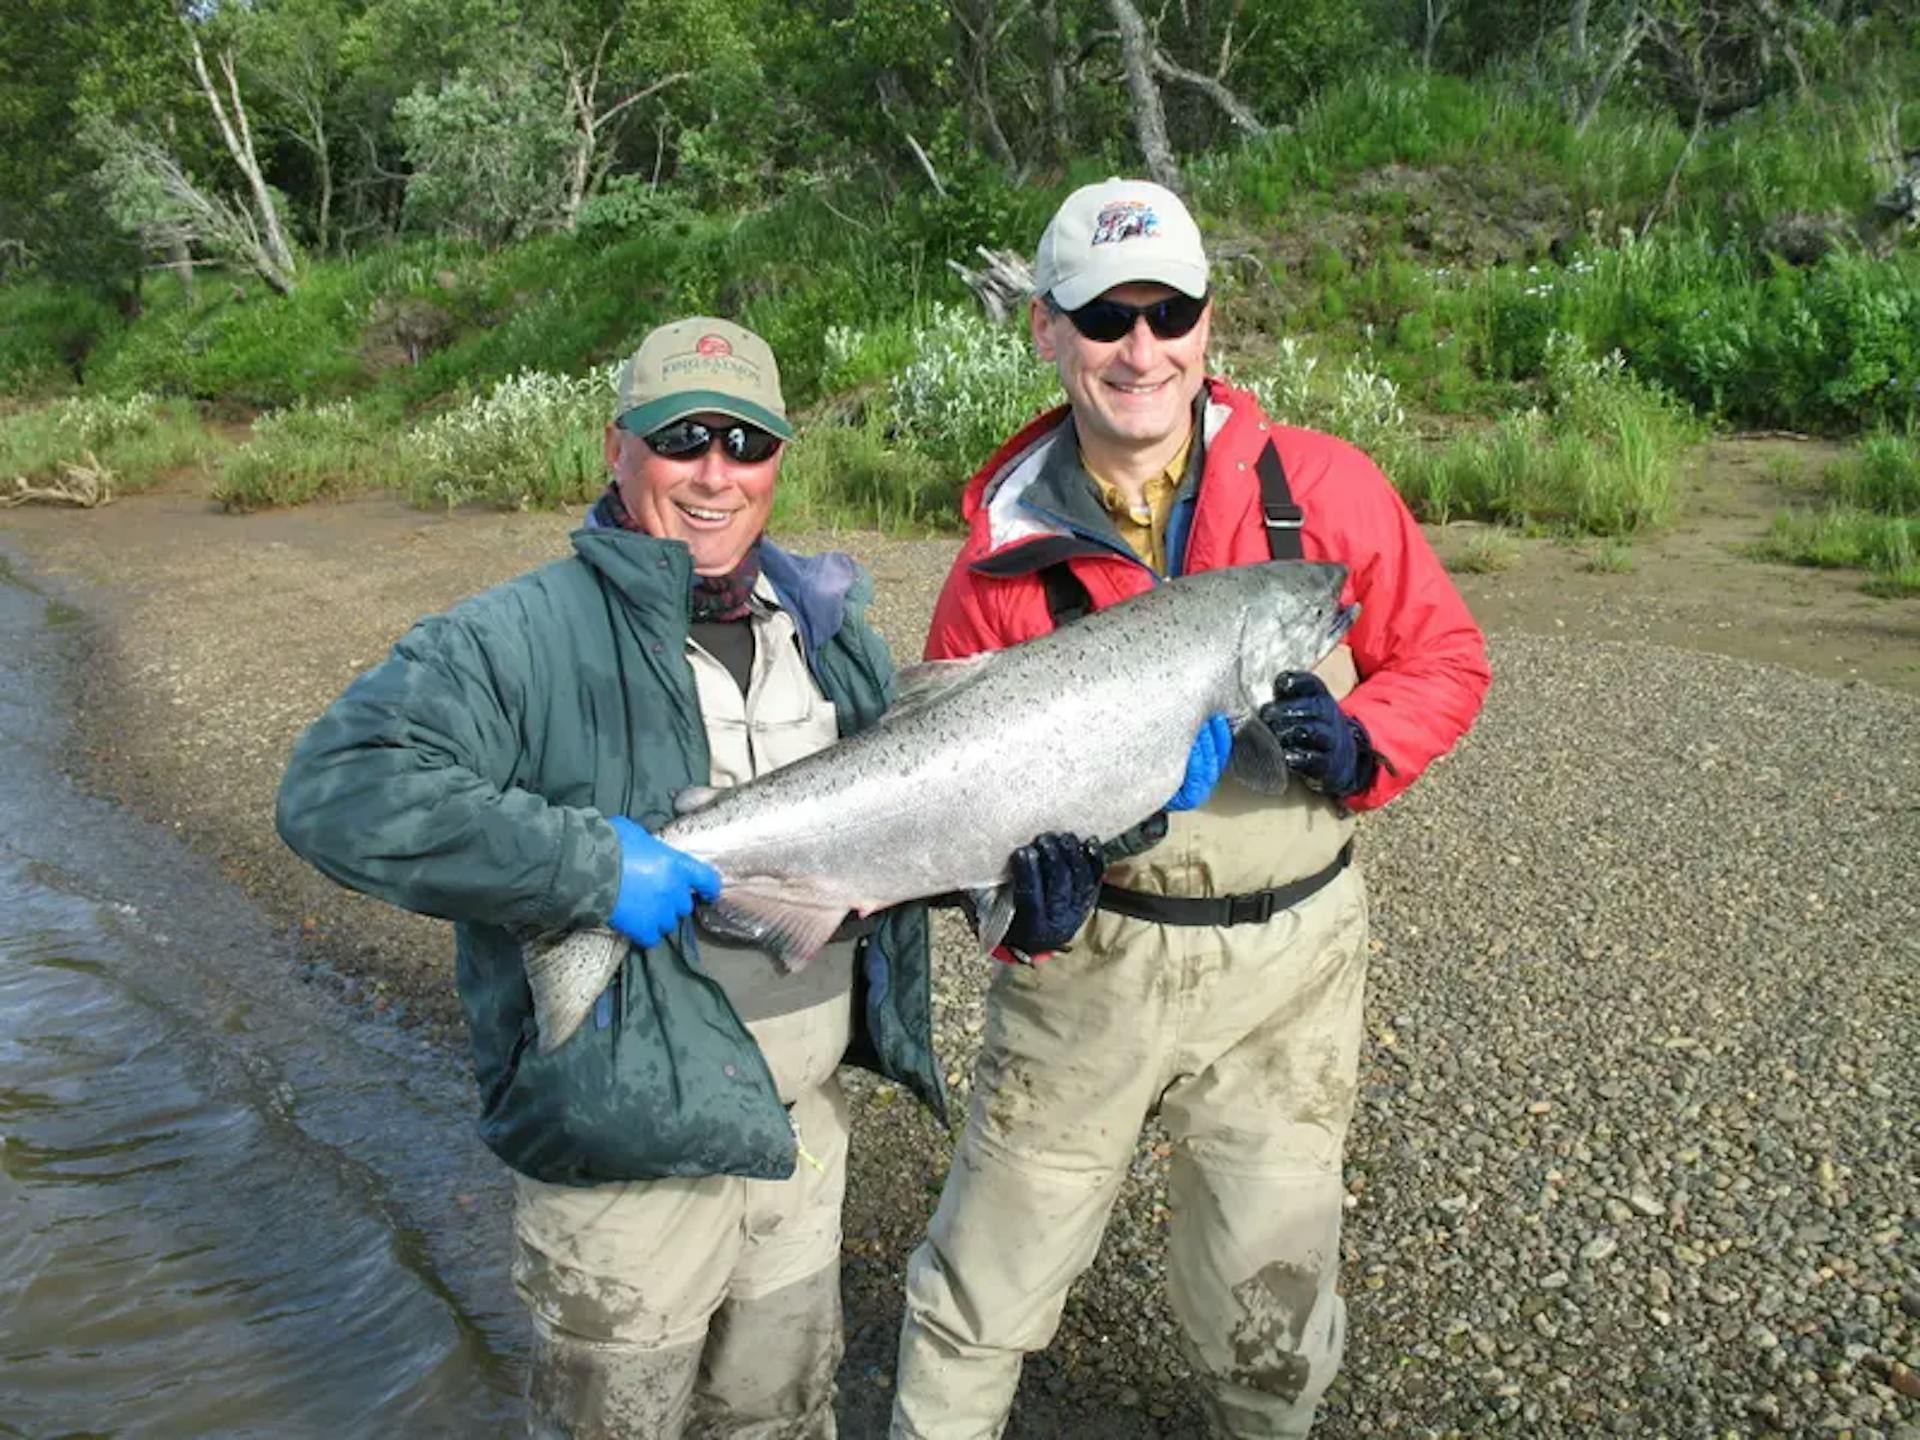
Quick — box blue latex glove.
[1167,713,1233,812]
[606,816,722,948]
[1259,672,1378,800]
[1001,831,1105,958]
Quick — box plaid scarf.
[592,484,762,622]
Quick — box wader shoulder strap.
[1256,441,1305,561]
[1039,563,1094,628]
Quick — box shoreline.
[4,472,1917,1438]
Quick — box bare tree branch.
[184,22,297,281]
[877,74,952,199]
[91,117,296,295]
[5,453,116,510]
[948,245,1036,322]
[905,133,951,200]
[1070,29,1119,69]
[1035,0,1071,161]
[1148,46,1266,135]
[1422,0,1455,70]
[1641,97,1707,235]
[1106,0,1180,187]
[1573,5,1650,135]
[556,30,689,231]
[252,50,335,254]
[945,0,1022,174]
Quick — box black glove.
[1259,672,1379,800]
[1002,831,1105,957]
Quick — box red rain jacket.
[923,378,1490,811]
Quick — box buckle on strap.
[1226,889,1277,926]
[1263,503,1304,531]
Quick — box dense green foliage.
[3,1,1918,582]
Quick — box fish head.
[1232,561,1356,714]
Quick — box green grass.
[1447,528,1521,573]
[774,421,958,534]
[0,280,123,395]
[1583,538,1635,574]
[0,392,223,496]
[8,59,1918,523]
[399,367,610,511]
[1756,508,1919,595]
[1754,428,1920,594]
[1827,428,1920,515]
[1473,234,1920,433]
[86,269,370,409]
[877,304,1060,471]
[1186,62,1920,434]
[213,400,399,512]
[1195,63,1903,239]
[1385,333,1700,534]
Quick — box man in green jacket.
[276,317,945,1438]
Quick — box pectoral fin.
[1228,717,1292,794]
[672,785,724,816]
[967,884,1016,956]
[887,654,996,720]
[705,882,852,973]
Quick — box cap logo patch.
[695,334,733,356]
[1091,200,1160,246]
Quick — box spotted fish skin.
[523,927,629,1056]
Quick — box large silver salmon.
[527,560,1354,1051]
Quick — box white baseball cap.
[1033,178,1209,311]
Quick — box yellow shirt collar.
[1084,436,1193,574]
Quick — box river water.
[0,554,525,1436]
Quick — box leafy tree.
[83,112,300,295]
[0,0,191,293]
[232,0,356,252]
[395,66,575,241]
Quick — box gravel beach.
[2,467,1916,1438]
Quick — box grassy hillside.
[4,69,1916,586]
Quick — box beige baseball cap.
[1034,178,1210,311]
[612,317,794,440]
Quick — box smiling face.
[1031,281,1211,472]
[605,411,779,575]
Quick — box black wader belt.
[1097,841,1352,927]
[1039,437,1303,625]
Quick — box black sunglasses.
[1047,290,1209,344]
[626,415,784,465]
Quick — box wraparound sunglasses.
[1046,290,1209,343]
[620,415,784,465]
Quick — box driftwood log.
[4,453,116,509]
[947,246,1037,324]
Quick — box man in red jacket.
[891,180,1491,1438]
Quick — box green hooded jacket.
[275,526,947,1185]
